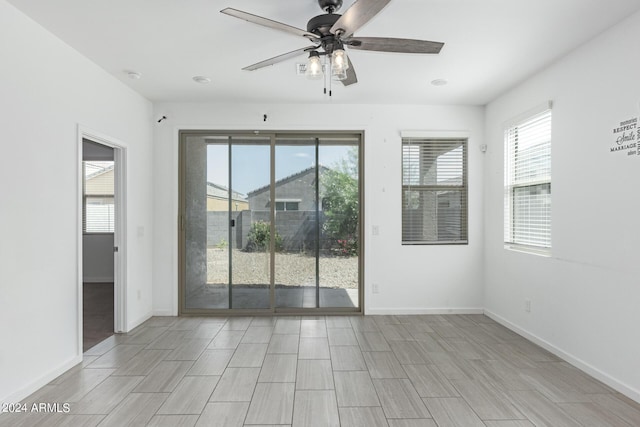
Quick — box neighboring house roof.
[207,182,248,202]
[247,165,331,196]
[85,164,114,180]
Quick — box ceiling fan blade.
[330,0,391,39]
[347,37,444,54]
[242,46,316,71]
[221,8,320,42]
[341,57,358,86]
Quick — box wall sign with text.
[610,116,638,157]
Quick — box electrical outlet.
[372,282,380,294]
[372,225,380,236]
[525,299,531,313]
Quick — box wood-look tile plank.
[221,317,253,331]
[133,360,193,392]
[245,383,295,425]
[72,376,144,414]
[483,421,536,427]
[591,394,640,427]
[299,337,330,359]
[268,334,300,354]
[558,402,633,427]
[195,402,249,427]
[111,349,171,376]
[147,415,199,427]
[355,331,391,352]
[121,326,169,344]
[327,328,358,346]
[186,349,234,375]
[146,330,187,350]
[387,420,437,427]
[164,338,210,361]
[333,371,380,407]
[38,368,115,403]
[402,364,459,397]
[210,367,260,402]
[508,390,582,427]
[187,323,224,339]
[296,359,334,390]
[390,341,430,364]
[363,351,407,379]
[349,316,380,332]
[208,330,245,349]
[326,317,352,328]
[169,318,203,331]
[372,378,431,419]
[423,397,485,427]
[228,343,268,368]
[85,344,145,368]
[292,390,340,427]
[258,354,298,382]
[274,318,301,334]
[96,392,168,426]
[241,326,274,344]
[379,324,414,341]
[330,345,366,371]
[338,407,388,427]
[157,375,220,415]
[301,319,327,338]
[450,378,524,420]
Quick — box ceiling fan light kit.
[221,0,444,94]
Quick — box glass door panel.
[274,140,318,308]
[318,139,360,308]
[185,136,229,309]
[231,138,271,309]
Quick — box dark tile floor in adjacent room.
[83,283,114,352]
[3,314,640,426]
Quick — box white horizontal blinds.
[504,109,551,248]
[402,138,468,244]
[83,161,115,233]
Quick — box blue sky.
[207,144,355,195]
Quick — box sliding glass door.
[180,131,362,314]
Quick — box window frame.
[401,132,469,245]
[503,104,552,255]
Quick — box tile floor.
[2,314,640,426]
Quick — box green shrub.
[245,221,282,252]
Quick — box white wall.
[152,103,485,316]
[483,11,640,400]
[0,0,154,404]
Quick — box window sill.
[504,244,551,257]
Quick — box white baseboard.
[1,355,82,406]
[484,309,640,404]
[366,308,484,315]
[152,309,176,316]
[127,312,153,332]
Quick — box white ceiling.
[8,0,640,105]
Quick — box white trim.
[1,355,82,405]
[366,308,484,315]
[484,309,640,404]
[502,100,553,130]
[400,130,470,139]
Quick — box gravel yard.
[207,248,358,289]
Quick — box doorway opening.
[179,131,363,315]
[79,130,127,352]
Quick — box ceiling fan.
[221,0,444,89]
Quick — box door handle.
[113,246,119,253]
[230,219,235,227]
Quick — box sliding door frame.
[178,130,364,316]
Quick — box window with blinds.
[504,108,552,251]
[83,161,115,233]
[402,138,468,244]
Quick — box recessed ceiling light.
[126,71,142,80]
[431,78,448,86]
[193,76,212,84]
